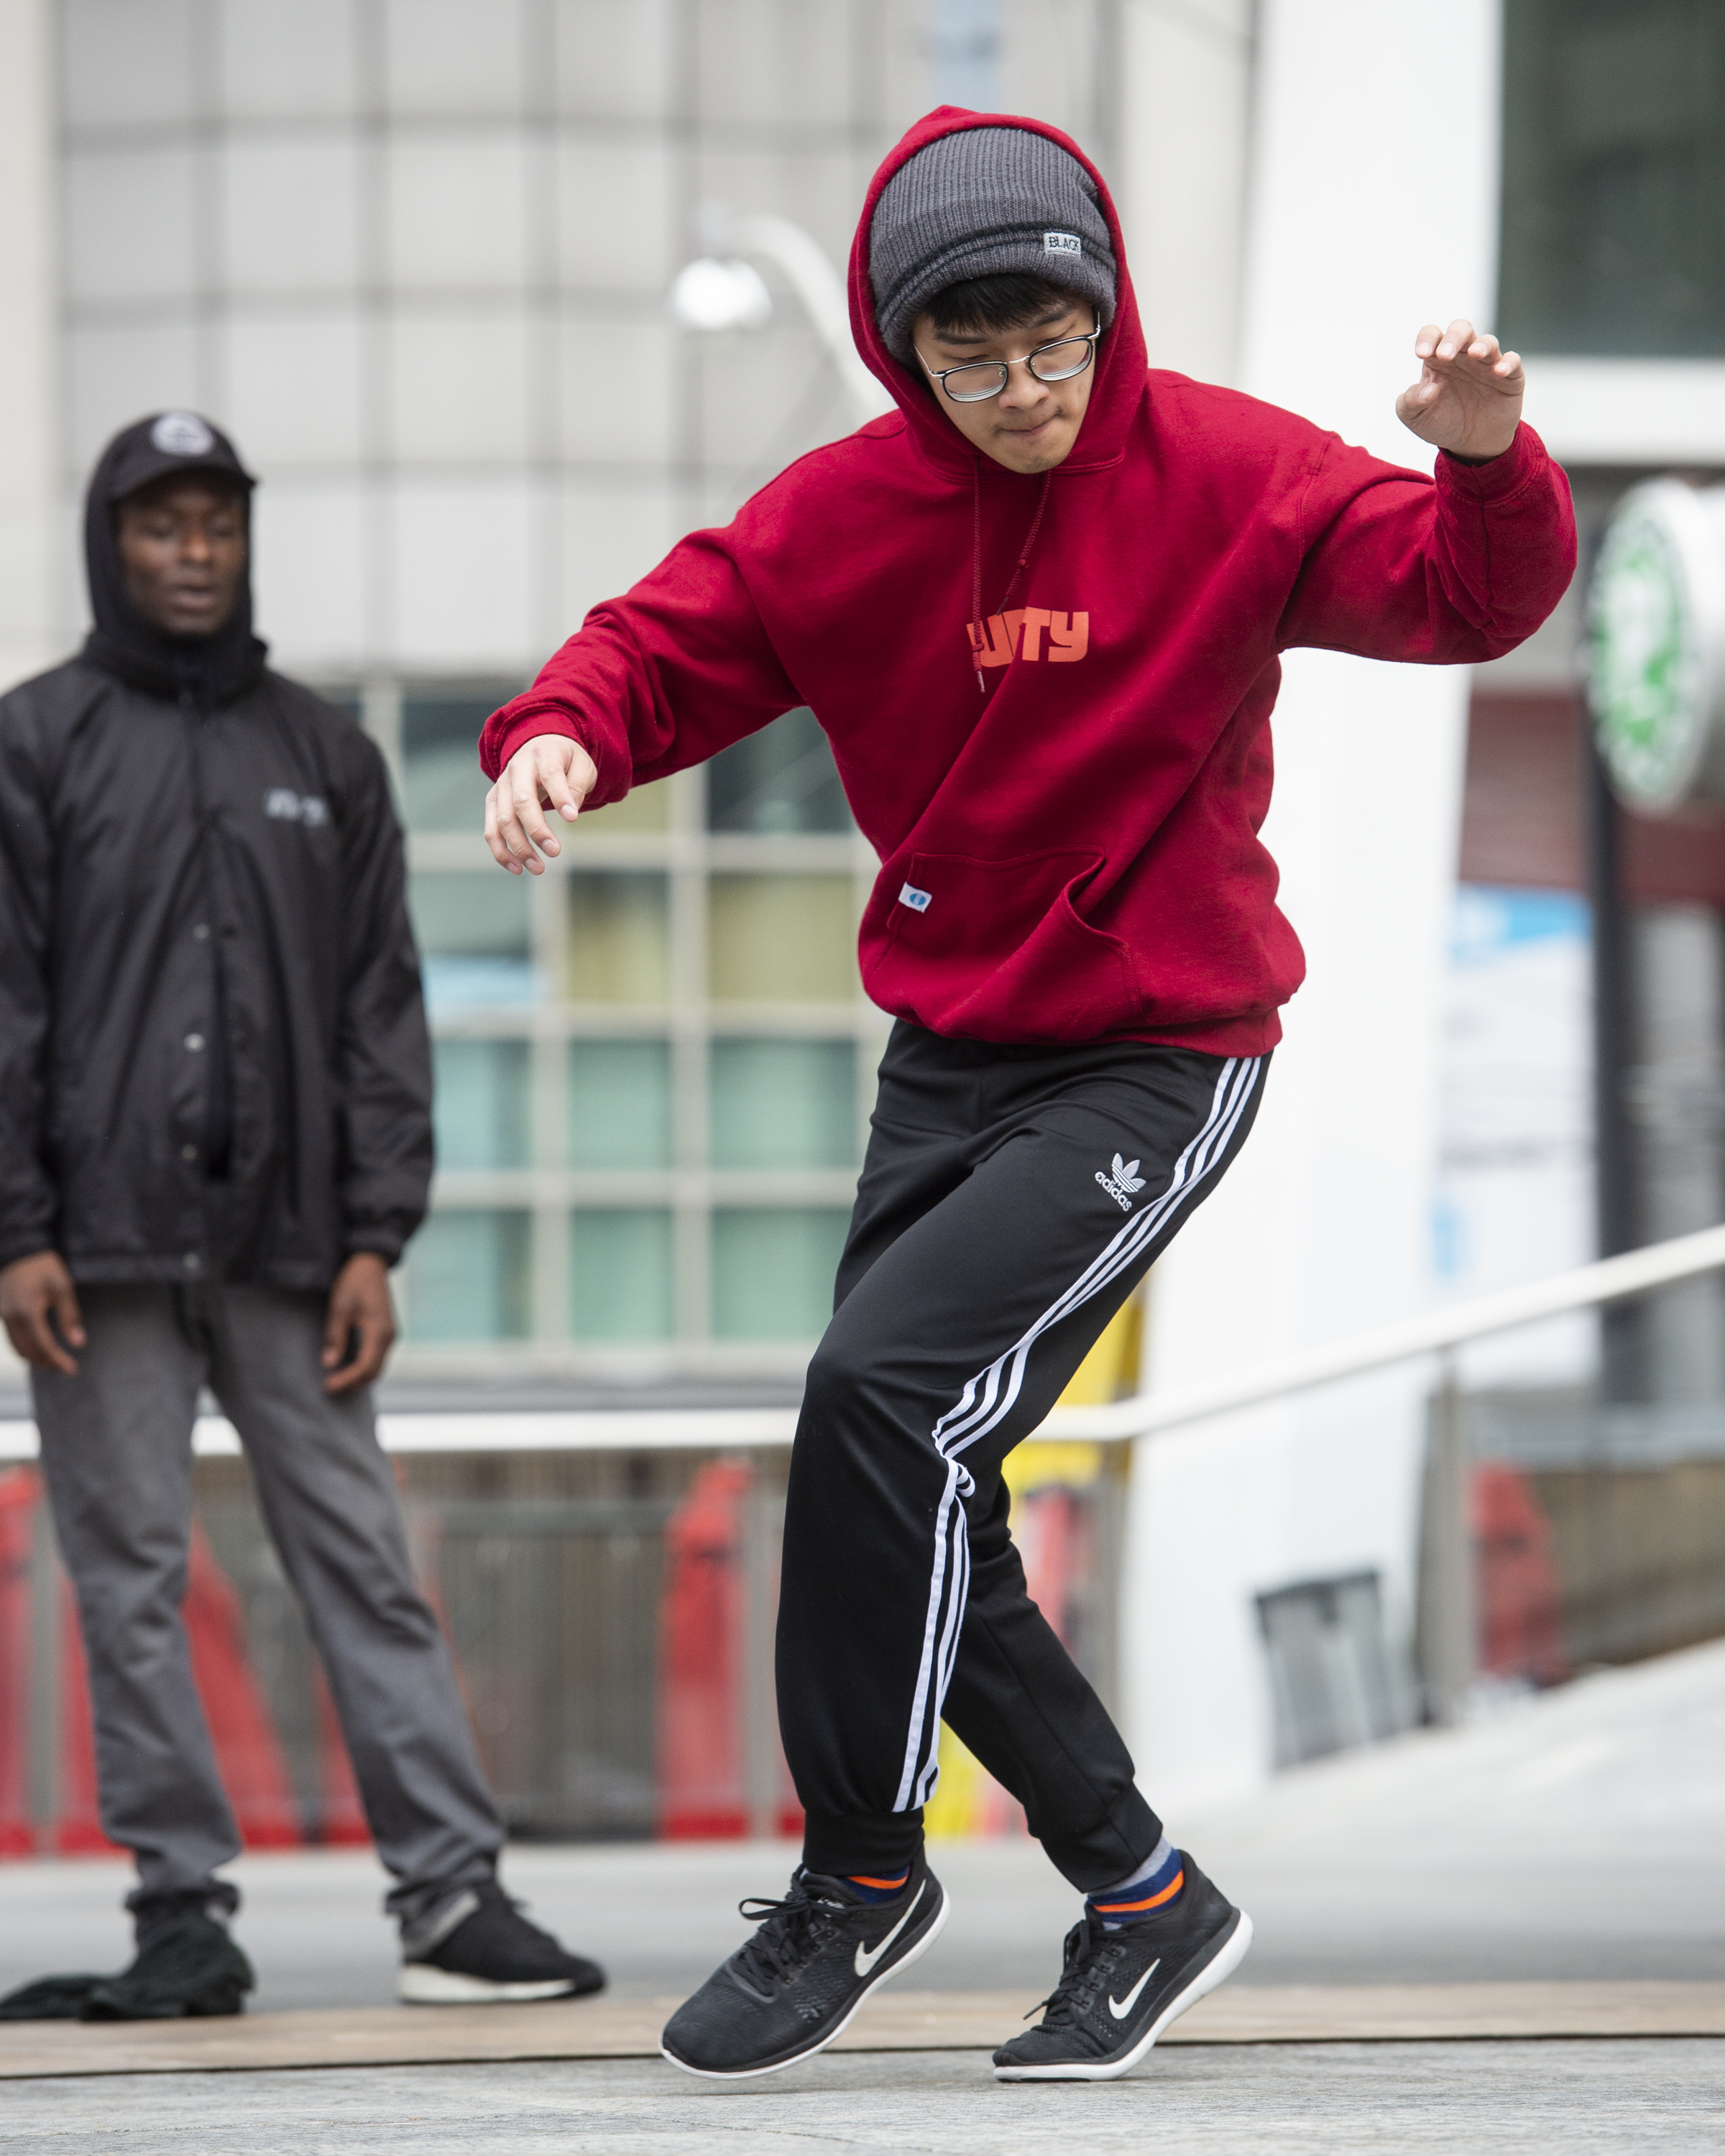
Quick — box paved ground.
[4,2042,1721,2154]
[4,1639,1720,2009]
[1,1643,1720,2150]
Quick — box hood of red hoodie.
[847,107,1146,483]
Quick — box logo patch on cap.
[1043,231,1082,257]
[150,411,215,456]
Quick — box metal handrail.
[1041,1221,1725,1443]
[3,1224,1721,1465]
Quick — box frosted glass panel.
[708,707,850,834]
[567,874,670,1002]
[711,1210,850,1340]
[568,1041,671,1169]
[709,877,854,1001]
[710,1040,855,1169]
[405,1210,530,1340]
[571,1210,673,1341]
[433,1040,529,1171]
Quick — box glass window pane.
[708,706,852,834]
[709,875,855,1001]
[566,872,670,1002]
[402,687,518,831]
[578,777,671,832]
[1499,0,1725,357]
[571,1209,673,1340]
[568,1040,671,1169]
[405,1210,530,1340]
[711,1208,850,1340]
[410,870,535,1013]
[710,1039,856,1169]
[433,1038,529,1170]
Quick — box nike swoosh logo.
[1108,1960,1160,2019]
[854,1881,927,1978]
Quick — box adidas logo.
[1095,1154,1146,1210]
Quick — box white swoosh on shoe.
[853,1882,927,1978]
[1108,1960,1161,2020]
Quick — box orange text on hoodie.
[479,108,1578,1056]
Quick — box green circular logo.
[1588,482,1722,815]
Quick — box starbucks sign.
[1587,479,1725,815]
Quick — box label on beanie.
[1044,231,1082,257]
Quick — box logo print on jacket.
[1096,1154,1146,1210]
[967,609,1089,669]
[264,787,329,828]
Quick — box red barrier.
[656,1458,799,1839]
[1472,1462,1569,1688]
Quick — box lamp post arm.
[732,213,895,423]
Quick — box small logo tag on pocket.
[898,883,932,913]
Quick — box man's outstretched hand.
[322,1252,397,1395]
[483,733,598,875]
[1397,318,1523,464]
[0,1251,85,1376]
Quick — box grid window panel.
[710,1208,851,1341]
[566,873,671,1003]
[707,708,850,834]
[571,1209,674,1341]
[410,869,535,1013]
[405,1209,531,1341]
[576,778,671,834]
[709,1039,856,1170]
[402,687,516,831]
[569,1041,672,1169]
[433,1038,530,1171]
[709,875,855,1002]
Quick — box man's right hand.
[482,733,598,875]
[0,1251,86,1376]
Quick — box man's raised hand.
[483,732,598,875]
[1396,318,1523,465]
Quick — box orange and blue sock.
[1087,1836,1184,1930]
[845,1868,911,1904]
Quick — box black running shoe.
[399,1879,605,2004]
[80,1913,254,2022]
[993,1854,1251,2081]
[661,1853,949,2079]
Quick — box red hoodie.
[481,109,1576,1056]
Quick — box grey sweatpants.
[32,1281,503,1923]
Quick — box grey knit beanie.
[869,126,1116,363]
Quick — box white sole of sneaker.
[398,1967,579,2006]
[659,1883,952,2081]
[993,1907,1254,2082]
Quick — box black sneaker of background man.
[993,1854,1251,2081]
[399,1880,606,2004]
[83,1908,255,2021]
[661,1851,949,2078]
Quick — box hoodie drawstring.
[972,459,1053,692]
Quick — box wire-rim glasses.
[916,323,1103,404]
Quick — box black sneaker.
[80,1913,254,2022]
[661,1853,949,2079]
[993,1853,1251,2081]
[398,1879,606,2005]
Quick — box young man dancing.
[479,109,1576,2081]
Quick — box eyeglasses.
[916,323,1103,404]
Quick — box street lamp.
[668,210,894,425]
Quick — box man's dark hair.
[925,272,1081,338]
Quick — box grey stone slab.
[3,2043,1722,2155]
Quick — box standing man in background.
[0,414,602,2021]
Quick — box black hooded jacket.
[0,413,432,1289]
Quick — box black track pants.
[777,1021,1268,1889]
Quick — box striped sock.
[845,1869,911,1904]
[1087,1836,1184,1930]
